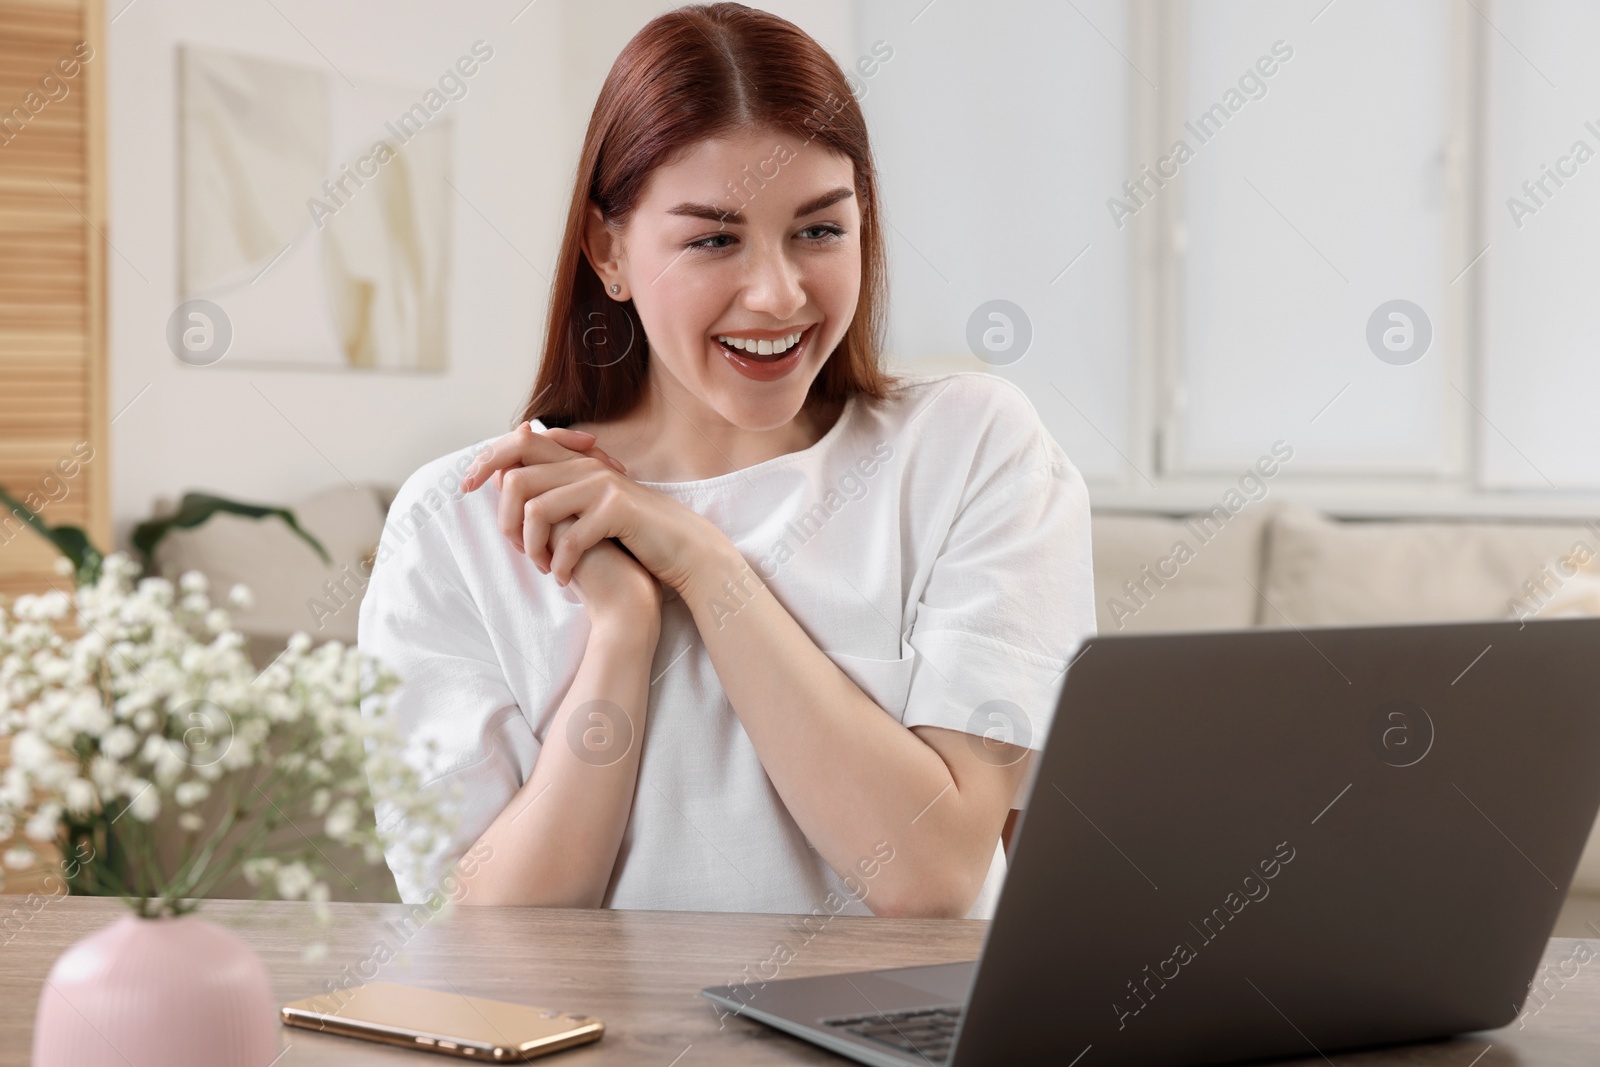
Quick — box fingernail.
[570,429,596,441]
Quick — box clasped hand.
[460,423,723,620]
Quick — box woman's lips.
[714,325,813,382]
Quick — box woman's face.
[589,128,862,431]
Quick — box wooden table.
[2,897,1598,1065]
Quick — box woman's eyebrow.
[665,186,854,226]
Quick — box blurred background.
[5,0,1600,916]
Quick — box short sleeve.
[901,388,1097,789]
[357,468,538,904]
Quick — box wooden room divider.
[0,0,107,897]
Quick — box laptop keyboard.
[825,1005,962,1063]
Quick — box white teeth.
[716,329,804,355]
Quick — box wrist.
[588,606,662,650]
[659,516,744,598]
[682,541,764,619]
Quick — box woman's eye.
[689,233,736,251]
[800,225,846,243]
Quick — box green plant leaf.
[131,492,332,571]
[0,486,103,585]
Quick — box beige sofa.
[154,487,1600,927]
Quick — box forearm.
[460,618,658,907]
[684,548,1005,918]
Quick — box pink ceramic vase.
[32,912,281,1067]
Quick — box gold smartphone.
[281,981,603,1061]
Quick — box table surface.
[2,897,1598,1065]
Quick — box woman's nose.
[741,245,806,320]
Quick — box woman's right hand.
[550,516,663,633]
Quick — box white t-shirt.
[358,371,1097,918]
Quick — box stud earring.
[609,284,620,295]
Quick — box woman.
[359,2,1095,919]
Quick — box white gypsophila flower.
[113,689,153,720]
[11,731,54,775]
[140,735,187,786]
[241,857,279,886]
[35,658,71,688]
[18,591,70,622]
[88,755,124,794]
[4,846,35,870]
[64,778,96,816]
[174,780,209,807]
[136,576,174,604]
[179,645,206,674]
[227,584,254,611]
[274,861,314,900]
[324,798,358,841]
[177,812,204,833]
[125,781,160,822]
[178,570,208,595]
[100,725,138,760]
[64,694,111,736]
[25,805,61,842]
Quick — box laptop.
[701,617,1600,1067]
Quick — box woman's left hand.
[461,422,729,595]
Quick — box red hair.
[515,2,897,429]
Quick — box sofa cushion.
[1529,560,1600,619]
[1258,502,1600,626]
[151,483,391,656]
[1090,502,1276,634]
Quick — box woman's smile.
[712,322,820,382]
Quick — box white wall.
[1482,0,1600,492]
[1176,0,1449,476]
[106,0,850,548]
[854,0,1132,484]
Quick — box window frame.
[1093,0,1558,520]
